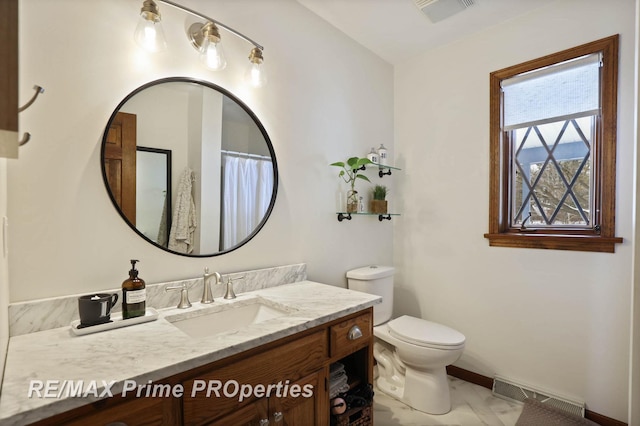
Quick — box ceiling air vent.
[414,0,476,23]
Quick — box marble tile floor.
[373,376,524,426]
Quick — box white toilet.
[347,265,465,415]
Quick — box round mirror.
[101,77,278,257]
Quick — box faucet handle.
[165,283,192,309]
[224,276,244,300]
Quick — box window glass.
[504,54,600,229]
[511,117,594,227]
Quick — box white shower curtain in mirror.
[222,154,273,250]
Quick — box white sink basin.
[165,298,293,338]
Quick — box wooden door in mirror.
[103,112,137,224]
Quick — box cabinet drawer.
[39,395,179,426]
[330,311,372,359]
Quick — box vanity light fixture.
[245,47,267,88]
[134,0,267,87]
[134,0,167,52]
[189,22,227,71]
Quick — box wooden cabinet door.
[203,398,268,426]
[269,370,327,426]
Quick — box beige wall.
[394,0,635,422]
[9,0,394,301]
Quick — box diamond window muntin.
[511,116,594,228]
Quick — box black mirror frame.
[100,77,279,257]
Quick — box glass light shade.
[245,62,267,88]
[134,15,167,52]
[199,38,227,71]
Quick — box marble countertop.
[0,281,381,425]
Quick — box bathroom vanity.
[0,280,379,425]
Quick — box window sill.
[483,233,623,253]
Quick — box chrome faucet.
[165,283,192,309]
[202,267,221,304]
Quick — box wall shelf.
[366,163,401,178]
[337,212,400,222]
[336,159,401,222]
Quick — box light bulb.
[245,62,267,88]
[245,48,267,88]
[199,37,227,71]
[133,1,167,52]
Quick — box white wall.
[0,158,8,387]
[15,0,634,421]
[631,1,640,423]
[394,0,634,421]
[9,0,393,300]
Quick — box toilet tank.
[346,266,394,326]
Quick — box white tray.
[70,308,158,336]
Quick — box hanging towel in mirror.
[168,167,197,254]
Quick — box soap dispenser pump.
[122,259,146,319]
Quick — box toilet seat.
[388,315,465,350]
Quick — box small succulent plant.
[373,185,388,200]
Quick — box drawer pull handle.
[348,325,363,340]
[273,411,284,422]
[259,419,270,426]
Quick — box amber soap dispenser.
[122,259,146,319]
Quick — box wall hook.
[18,85,44,113]
[15,85,44,148]
[19,133,31,146]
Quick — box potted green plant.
[370,184,388,214]
[330,157,372,213]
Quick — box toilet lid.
[388,315,465,348]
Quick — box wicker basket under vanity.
[333,403,372,426]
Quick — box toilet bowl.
[346,266,465,415]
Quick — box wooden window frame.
[484,35,622,253]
